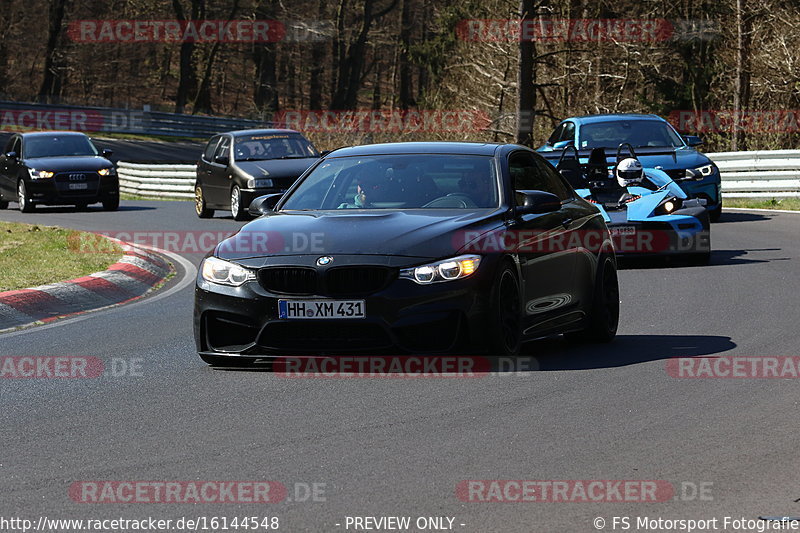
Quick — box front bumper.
[26,174,119,206]
[193,261,497,358]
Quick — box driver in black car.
[458,171,494,207]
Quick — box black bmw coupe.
[194,142,619,365]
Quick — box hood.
[215,209,507,262]
[23,156,113,171]
[232,157,317,180]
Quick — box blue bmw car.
[538,114,721,221]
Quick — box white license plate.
[68,183,88,190]
[279,299,365,319]
[611,226,636,236]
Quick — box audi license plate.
[68,183,88,190]
[279,299,365,319]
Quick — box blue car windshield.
[579,120,684,149]
[24,135,99,158]
[281,154,499,210]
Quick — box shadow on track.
[518,334,737,371]
[716,211,772,223]
[11,205,157,213]
[202,334,736,374]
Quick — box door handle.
[561,218,573,228]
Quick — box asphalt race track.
[1,202,799,531]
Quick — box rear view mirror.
[248,193,283,217]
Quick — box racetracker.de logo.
[274,110,491,134]
[456,18,675,42]
[68,20,285,43]
[0,356,104,379]
[668,110,800,133]
[456,480,675,502]
[66,230,326,255]
[274,356,492,378]
[667,356,800,378]
[69,481,287,504]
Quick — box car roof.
[225,129,302,137]
[564,114,665,125]
[328,142,502,157]
[18,131,90,138]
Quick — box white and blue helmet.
[616,158,644,187]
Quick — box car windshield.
[24,135,99,158]
[233,134,318,161]
[579,120,685,149]
[281,154,499,210]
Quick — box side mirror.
[215,154,230,165]
[551,140,573,150]
[101,149,113,158]
[248,193,283,217]
[5,151,17,159]
[683,135,703,147]
[514,190,561,216]
[319,150,332,157]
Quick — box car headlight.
[28,169,54,179]
[201,256,255,286]
[97,168,115,176]
[399,254,481,284]
[655,197,683,215]
[246,178,274,188]
[687,163,716,179]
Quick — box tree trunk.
[398,0,415,109]
[309,0,329,109]
[38,0,70,103]
[516,0,536,146]
[732,0,752,151]
[172,0,204,114]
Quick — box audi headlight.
[201,256,255,286]
[28,169,54,179]
[97,168,115,176]
[399,255,481,284]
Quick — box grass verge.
[0,222,122,292]
[724,198,800,211]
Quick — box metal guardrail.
[117,150,800,201]
[0,100,274,138]
[708,150,800,197]
[117,161,196,199]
